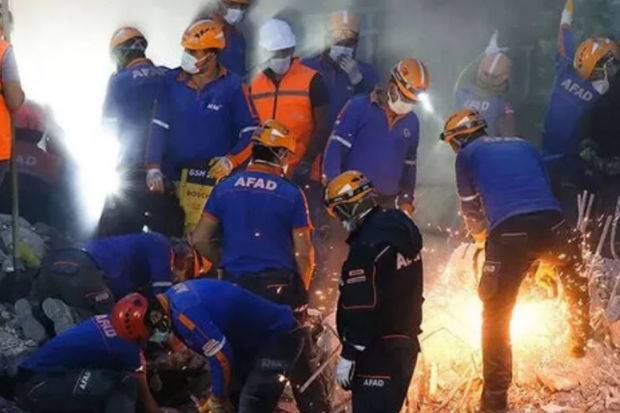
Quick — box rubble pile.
[402,246,620,412]
[0,303,37,377]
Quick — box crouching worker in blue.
[14,314,161,413]
[29,232,174,337]
[112,280,306,413]
[441,109,590,412]
[324,171,424,413]
[191,120,330,413]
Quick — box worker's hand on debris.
[204,396,234,413]
[339,56,363,85]
[336,357,355,389]
[146,168,165,193]
[208,156,234,180]
[398,201,415,219]
[561,0,574,26]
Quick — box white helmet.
[259,18,296,52]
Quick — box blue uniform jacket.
[542,26,602,160]
[323,91,419,198]
[302,53,378,124]
[204,165,311,276]
[85,232,173,298]
[21,315,141,374]
[103,60,168,169]
[146,67,258,179]
[163,280,295,398]
[219,25,247,78]
[456,136,561,234]
[454,86,514,136]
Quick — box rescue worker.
[30,232,175,335]
[440,109,590,412]
[303,11,379,124]
[454,31,517,136]
[112,280,305,413]
[14,314,161,413]
[323,58,429,215]
[542,0,619,222]
[99,27,169,236]
[145,19,257,194]
[249,18,330,185]
[208,0,251,77]
[191,120,330,413]
[0,9,25,186]
[324,171,423,413]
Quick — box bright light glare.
[418,92,435,114]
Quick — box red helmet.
[111,293,151,342]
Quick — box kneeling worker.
[440,109,590,412]
[324,171,424,413]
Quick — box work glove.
[339,56,363,86]
[202,396,234,413]
[561,0,574,26]
[484,30,508,55]
[208,156,234,180]
[146,168,165,193]
[472,230,487,250]
[292,160,312,185]
[335,357,355,390]
[398,201,415,219]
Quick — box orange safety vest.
[250,58,317,170]
[0,40,12,161]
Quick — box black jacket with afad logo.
[337,207,424,360]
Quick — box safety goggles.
[324,181,373,215]
[439,118,487,142]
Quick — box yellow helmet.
[391,58,430,102]
[574,37,619,80]
[110,27,146,53]
[440,109,487,146]
[252,119,296,154]
[328,11,359,42]
[182,19,226,51]
[324,171,374,219]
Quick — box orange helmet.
[110,27,146,53]
[182,19,226,51]
[252,120,296,154]
[111,293,151,342]
[477,52,511,89]
[574,37,619,80]
[440,109,487,146]
[328,11,359,42]
[324,170,374,219]
[391,58,430,101]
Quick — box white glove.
[339,56,363,86]
[146,168,164,193]
[561,0,574,26]
[336,357,355,389]
[208,156,234,180]
[484,30,509,55]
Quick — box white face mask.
[269,56,292,75]
[592,76,610,95]
[223,7,244,25]
[329,45,354,62]
[181,51,202,74]
[149,329,170,344]
[388,93,415,115]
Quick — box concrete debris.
[0,303,39,377]
[537,371,580,393]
